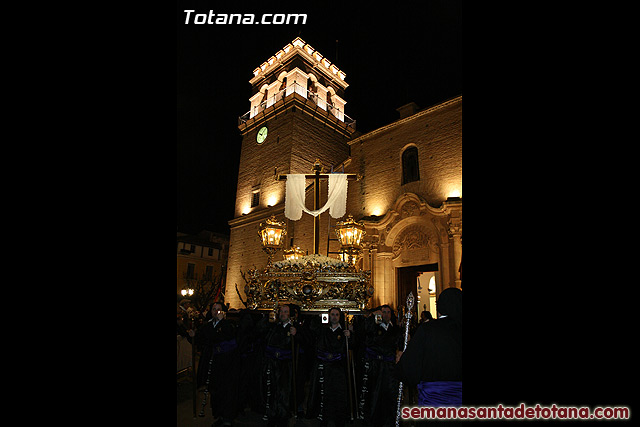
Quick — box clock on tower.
[256,126,268,144]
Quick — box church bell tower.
[226,37,357,309]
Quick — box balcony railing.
[239,82,356,130]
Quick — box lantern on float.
[283,246,305,261]
[335,215,365,267]
[258,215,287,266]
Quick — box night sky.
[177,1,462,235]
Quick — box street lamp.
[258,215,287,266]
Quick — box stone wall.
[346,97,462,219]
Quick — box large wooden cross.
[277,160,359,255]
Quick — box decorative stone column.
[369,242,378,308]
[448,218,462,288]
[373,251,393,308]
[439,241,451,288]
[443,198,462,289]
[362,242,371,271]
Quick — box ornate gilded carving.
[241,254,372,312]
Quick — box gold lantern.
[283,246,305,261]
[258,215,287,266]
[335,215,365,248]
[335,215,365,267]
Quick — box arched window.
[326,87,334,107]
[402,146,420,184]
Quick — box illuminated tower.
[225,37,356,308]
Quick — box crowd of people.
[176,287,462,427]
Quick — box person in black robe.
[257,304,310,427]
[306,307,353,427]
[236,309,265,414]
[359,304,403,427]
[177,310,193,344]
[419,310,433,326]
[350,311,367,417]
[395,287,462,407]
[194,301,239,426]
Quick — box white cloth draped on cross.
[284,174,348,220]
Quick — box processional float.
[242,160,374,312]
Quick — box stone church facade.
[224,38,461,312]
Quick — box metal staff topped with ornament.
[395,292,414,427]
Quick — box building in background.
[225,37,461,312]
[177,230,229,298]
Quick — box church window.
[251,189,260,207]
[402,146,420,184]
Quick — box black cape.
[236,310,265,413]
[307,321,350,424]
[194,317,240,419]
[359,316,403,427]
[395,316,462,386]
[258,318,310,425]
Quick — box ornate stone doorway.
[362,192,461,310]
